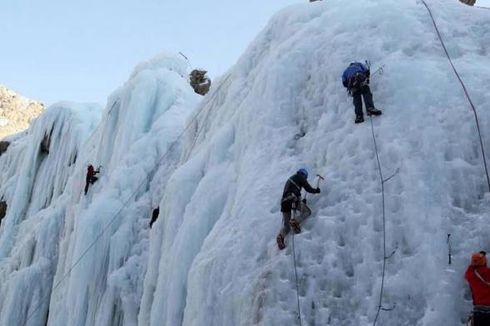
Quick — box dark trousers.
[473,311,490,326]
[278,202,312,237]
[352,85,375,116]
[84,176,98,195]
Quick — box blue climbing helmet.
[297,168,308,179]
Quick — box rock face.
[0,85,44,139]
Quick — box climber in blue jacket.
[342,62,382,124]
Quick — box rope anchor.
[380,303,397,312]
[385,246,398,260]
[382,168,400,184]
[447,234,452,265]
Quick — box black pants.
[474,311,490,326]
[84,176,98,195]
[352,85,375,116]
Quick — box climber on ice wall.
[276,169,321,250]
[342,62,382,124]
[465,251,490,326]
[84,164,100,195]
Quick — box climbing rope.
[24,71,234,324]
[369,116,398,326]
[185,72,234,160]
[421,0,490,192]
[291,231,303,326]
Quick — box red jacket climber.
[465,251,490,325]
[84,164,100,195]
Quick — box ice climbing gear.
[277,234,286,250]
[367,107,382,116]
[282,193,299,204]
[370,117,398,326]
[294,130,306,140]
[355,114,364,124]
[342,62,370,89]
[475,269,490,287]
[315,174,324,187]
[447,234,452,265]
[297,168,308,179]
[289,218,301,234]
[302,174,324,203]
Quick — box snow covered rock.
[0,85,44,140]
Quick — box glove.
[302,198,307,204]
[315,187,321,194]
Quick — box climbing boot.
[366,107,382,116]
[289,219,301,234]
[277,234,286,250]
[355,114,364,124]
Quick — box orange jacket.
[465,265,490,306]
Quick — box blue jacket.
[342,62,369,88]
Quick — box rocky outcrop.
[0,85,44,140]
[189,70,211,96]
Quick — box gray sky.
[0,0,301,105]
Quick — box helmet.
[471,252,487,267]
[297,168,308,179]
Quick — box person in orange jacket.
[465,251,490,325]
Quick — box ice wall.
[1,0,490,325]
[0,54,199,326]
[142,1,490,325]
[0,102,102,326]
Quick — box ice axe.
[315,174,324,188]
[303,174,324,202]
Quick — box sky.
[0,0,301,105]
[1,0,488,106]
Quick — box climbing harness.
[474,269,490,287]
[421,0,490,192]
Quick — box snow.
[1,0,490,325]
